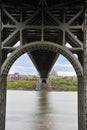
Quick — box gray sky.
[9,53,76,76]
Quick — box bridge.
[0,0,87,129]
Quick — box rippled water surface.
[6,91,78,130]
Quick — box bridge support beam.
[0,6,7,130]
[0,75,7,130]
[82,6,87,130]
[40,78,48,90]
[78,76,84,130]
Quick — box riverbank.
[51,78,77,91]
[7,78,77,91]
[7,80,36,90]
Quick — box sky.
[9,53,76,76]
[8,42,77,76]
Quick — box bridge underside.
[29,50,57,78]
[0,0,87,130]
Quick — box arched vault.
[1,41,83,77]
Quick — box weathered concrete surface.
[0,74,7,130]
[82,6,87,130]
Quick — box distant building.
[49,70,77,80]
[49,69,58,78]
[7,73,21,80]
[62,76,77,80]
[57,72,77,80]
[20,74,36,80]
[7,73,37,81]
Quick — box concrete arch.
[1,41,83,76]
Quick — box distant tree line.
[51,78,77,91]
[7,78,77,91]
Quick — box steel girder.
[1,1,84,78]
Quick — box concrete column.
[40,78,48,90]
[0,75,7,130]
[0,6,7,130]
[83,5,87,130]
[78,76,84,130]
[36,77,41,90]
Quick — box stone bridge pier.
[0,74,7,130]
[40,78,48,90]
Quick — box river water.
[6,91,78,130]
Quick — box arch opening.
[4,41,81,130]
[49,55,77,91]
[1,41,83,78]
[53,55,77,77]
[8,53,38,75]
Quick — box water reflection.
[37,91,50,130]
[6,91,77,130]
[33,91,78,130]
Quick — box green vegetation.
[51,78,77,91]
[7,80,36,90]
[7,78,78,91]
